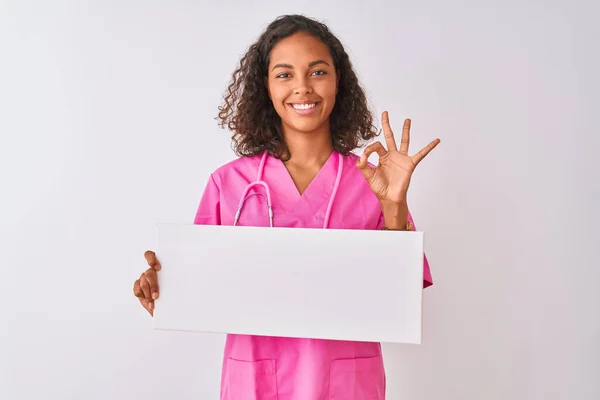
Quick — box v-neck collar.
[261,151,340,213]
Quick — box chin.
[287,120,326,134]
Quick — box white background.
[1,0,599,399]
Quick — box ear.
[264,76,271,99]
[336,70,340,94]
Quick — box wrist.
[380,200,409,230]
[380,198,408,208]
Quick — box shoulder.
[341,151,360,170]
[335,151,383,228]
[339,150,379,199]
[340,150,377,180]
[342,150,377,168]
[208,154,261,187]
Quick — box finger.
[146,299,154,316]
[140,297,154,316]
[356,142,387,181]
[399,118,411,155]
[139,275,152,299]
[381,111,398,152]
[357,142,387,168]
[133,279,144,298]
[144,250,161,271]
[145,268,159,300]
[411,138,441,166]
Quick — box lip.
[288,101,321,116]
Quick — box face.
[266,32,338,136]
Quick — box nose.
[294,78,313,95]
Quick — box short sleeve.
[193,174,221,226]
[376,211,433,289]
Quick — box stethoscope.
[233,150,344,229]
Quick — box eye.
[311,70,327,76]
[276,72,291,78]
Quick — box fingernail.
[149,302,153,309]
[152,292,158,300]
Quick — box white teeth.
[292,103,316,110]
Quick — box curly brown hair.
[217,14,379,161]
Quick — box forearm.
[380,200,409,230]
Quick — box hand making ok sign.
[356,111,440,205]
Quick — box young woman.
[133,14,439,400]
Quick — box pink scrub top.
[193,151,432,400]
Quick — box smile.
[291,103,317,110]
[288,102,320,115]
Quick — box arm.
[376,205,433,289]
[380,200,409,230]
[193,174,221,225]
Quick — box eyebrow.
[271,59,331,71]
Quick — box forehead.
[269,32,333,66]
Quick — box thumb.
[144,250,162,271]
[356,156,375,182]
[356,142,386,182]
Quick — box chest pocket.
[336,200,380,230]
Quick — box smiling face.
[266,32,338,137]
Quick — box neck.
[282,123,334,167]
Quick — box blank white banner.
[153,224,424,344]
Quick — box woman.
[133,14,439,400]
